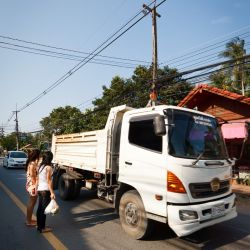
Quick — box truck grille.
[189,180,230,199]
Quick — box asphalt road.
[0,159,249,250]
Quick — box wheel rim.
[124,202,139,226]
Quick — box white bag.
[44,199,59,215]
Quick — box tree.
[209,71,232,91]
[39,65,192,136]
[82,65,192,130]
[157,66,192,105]
[40,106,84,139]
[210,37,250,95]
[0,133,16,151]
[0,131,44,152]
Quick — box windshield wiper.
[192,151,204,165]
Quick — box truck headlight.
[179,210,198,221]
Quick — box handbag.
[44,199,59,215]
[26,182,37,196]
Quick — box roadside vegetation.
[0,37,249,151]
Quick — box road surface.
[0,159,249,250]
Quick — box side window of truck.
[129,119,162,152]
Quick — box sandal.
[40,227,52,233]
[25,221,37,227]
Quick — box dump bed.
[51,129,108,173]
[51,105,133,174]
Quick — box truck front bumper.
[167,193,237,237]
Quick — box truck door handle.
[125,161,132,165]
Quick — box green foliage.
[40,106,84,139]
[210,37,250,96]
[0,133,16,151]
[157,66,192,105]
[0,132,45,152]
[82,65,192,130]
[243,175,250,186]
[39,65,192,136]
[236,178,243,184]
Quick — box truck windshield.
[167,109,227,159]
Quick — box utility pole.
[0,125,4,138]
[241,71,245,96]
[241,57,245,96]
[13,109,20,150]
[143,1,161,106]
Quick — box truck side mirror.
[153,115,166,136]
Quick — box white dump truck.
[51,105,237,239]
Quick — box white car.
[3,151,27,169]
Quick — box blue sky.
[0,0,250,134]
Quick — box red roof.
[178,84,250,107]
[178,84,250,122]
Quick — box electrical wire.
[19,61,250,134]
[173,42,250,71]
[156,55,250,84]
[4,1,250,131]
[76,56,250,113]
[0,42,148,68]
[160,30,250,66]
[16,0,166,113]
[2,0,158,127]
[0,36,150,64]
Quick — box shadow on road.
[54,186,250,249]
[141,210,249,250]
[63,189,119,229]
[180,213,249,249]
[73,207,118,229]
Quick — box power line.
[157,55,250,83]
[76,93,102,109]
[20,57,250,133]
[77,55,250,112]
[75,57,250,117]
[2,32,249,73]
[167,25,250,63]
[0,44,140,69]
[4,2,249,130]
[0,36,151,64]
[172,42,250,69]
[16,0,166,113]
[0,40,150,68]
[161,61,250,91]
[3,1,160,127]
[2,38,249,73]
[160,30,250,66]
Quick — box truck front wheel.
[58,173,74,200]
[119,190,152,239]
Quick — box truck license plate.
[212,204,225,217]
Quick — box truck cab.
[117,105,237,238]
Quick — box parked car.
[3,151,27,169]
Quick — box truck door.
[119,115,167,217]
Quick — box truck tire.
[58,173,74,200]
[119,190,152,239]
[70,179,82,199]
